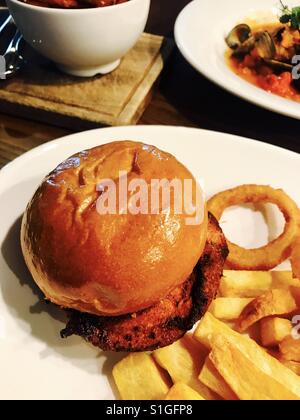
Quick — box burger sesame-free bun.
[21,141,208,316]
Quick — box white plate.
[0,125,299,400]
[175,0,300,120]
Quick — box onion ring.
[291,236,300,280]
[208,185,300,270]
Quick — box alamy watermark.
[95,171,205,226]
[292,315,300,340]
[292,55,300,80]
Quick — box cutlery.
[3,28,24,78]
[0,13,24,79]
[0,14,12,33]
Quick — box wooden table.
[0,0,299,169]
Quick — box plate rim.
[1,125,299,182]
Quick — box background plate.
[175,0,300,120]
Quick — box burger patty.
[61,213,228,352]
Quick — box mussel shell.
[232,36,256,57]
[255,31,276,60]
[264,59,293,72]
[226,24,252,49]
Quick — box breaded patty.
[61,213,228,352]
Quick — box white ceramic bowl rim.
[7,0,144,14]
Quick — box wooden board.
[0,33,174,129]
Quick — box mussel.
[255,32,293,72]
[226,24,252,50]
[226,24,258,57]
[232,37,256,57]
[264,59,293,72]
[255,31,276,60]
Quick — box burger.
[21,141,228,352]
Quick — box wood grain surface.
[0,33,173,127]
[0,0,299,170]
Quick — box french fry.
[209,298,253,321]
[280,360,300,376]
[199,357,237,400]
[210,337,299,400]
[165,383,204,400]
[291,286,300,304]
[220,271,300,298]
[194,313,300,398]
[153,335,216,400]
[236,289,298,333]
[261,318,292,347]
[280,336,300,362]
[113,353,170,400]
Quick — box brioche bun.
[21,141,207,316]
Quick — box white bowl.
[6,0,151,77]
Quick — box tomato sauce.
[227,52,300,103]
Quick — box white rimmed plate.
[175,0,300,120]
[0,125,299,400]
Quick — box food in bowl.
[21,0,128,9]
[225,3,300,102]
[21,141,228,352]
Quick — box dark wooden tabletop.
[0,0,299,169]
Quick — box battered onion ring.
[291,236,300,280]
[208,185,300,271]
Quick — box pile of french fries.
[113,270,300,400]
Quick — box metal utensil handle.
[0,14,12,34]
[5,29,22,54]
